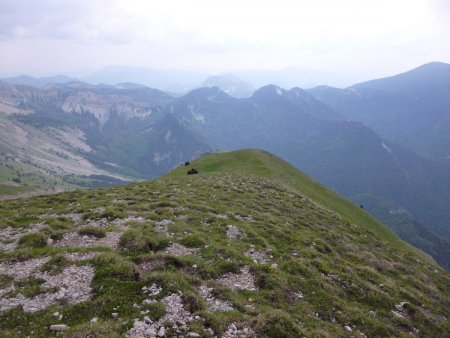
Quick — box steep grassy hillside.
[0,150,448,337]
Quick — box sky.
[0,0,449,81]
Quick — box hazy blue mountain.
[171,83,450,247]
[202,74,254,98]
[84,65,209,93]
[308,62,450,162]
[2,74,77,88]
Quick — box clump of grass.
[45,217,73,230]
[119,229,170,254]
[40,255,70,275]
[142,302,166,321]
[66,322,122,338]
[17,232,47,248]
[182,292,205,313]
[93,253,136,281]
[254,310,302,338]
[5,277,46,298]
[0,274,13,289]
[179,235,205,248]
[78,226,106,238]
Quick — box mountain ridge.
[0,149,448,337]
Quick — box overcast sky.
[0,0,449,79]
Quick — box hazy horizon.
[1,0,450,85]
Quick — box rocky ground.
[0,169,448,337]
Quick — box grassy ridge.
[166,149,428,260]
[0,149,448,337]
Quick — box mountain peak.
[252,84,286,99]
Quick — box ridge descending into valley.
[1,62,450,272]
[0,150,448,337]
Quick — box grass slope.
[0,149,448,337]
[166,149,427,259]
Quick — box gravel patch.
[64,252,99,261]
[125,284,202,337]
[199,285,234,312]
[0,257,50,280]
[164,243,198,257]
[0,223,47,252]
[0,264,94,312]
[226,225,246,240]
[52,232,121,248]
[217,266,256,291]
[245,247,267,264]
[221,322,256,338]
[113,216,146,227]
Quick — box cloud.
[0,0,449,77]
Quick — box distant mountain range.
[0,62,449,270]
[309,62,450,163]
[1,65,360,96]
[2,74,77,88]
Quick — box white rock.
[90,317,98,324]
[145,327,157,336]
[111,312,119,318]
[50,324,68,332]
[344,325,352,332]
[158,326,166,336]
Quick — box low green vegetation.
[0,149,448,337]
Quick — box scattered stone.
[392,301,409,318]
[113,216,146,228]
[1,264,95,312]
[112,312,119,318]
[144,283,162,297]
[344,325,352,332]
[226,225,245,240]
[217,266,256,291]
[53,312,59,317]
[90,317,98,324]
[64,252,99,261]
[154,219,174,237]
[126,291,200,338]
[245,248,267,264]
[52,231,121,248]
[222,322,256,337]
[0,257,50,280]
[293,291,304,301]
[199,285,234,312]
[164,243,198,257]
